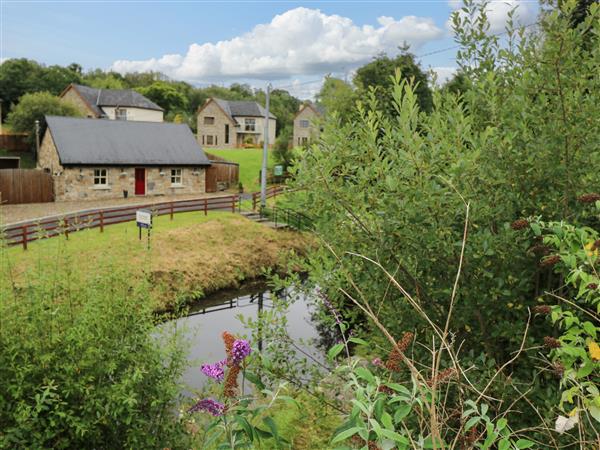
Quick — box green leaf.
[244,371,265,391]
[328,343,345,360]
[496,418,508,431]
[498,438,510,450]
[263,416,280,443]
[355,366,375,384]
[530,223,541,236]
[348,337,369,346]
[515,439,534,449]
[379,428,409,444]
[589,405,600,423]
[331,426,362,444]
[234,416,254,442]
[464,416,480,431]
[394,404,411,423]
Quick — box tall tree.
[135,82,189,115]
[0,59,44,119]
[7,92,82,149]
[354,51,433,114]
[314,76,356,122]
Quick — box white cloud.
[111,7,444,82]
[430,66,457,84]
[448,1,537,34]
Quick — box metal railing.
[259,205,313,231]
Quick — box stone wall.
[37,130,63,174]
[197,101,235,149]
[54,167,207,201]
[61,87,96,117]
[293,106,320,147]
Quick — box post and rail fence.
[1,194,239,250]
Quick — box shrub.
[0,262,190,449]
[6,91,82,150]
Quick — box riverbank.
[0,211,312,310]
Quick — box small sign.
[136,209,152,229]
[273,165,284,176]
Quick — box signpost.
[136,209,152,249]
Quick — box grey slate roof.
[213,98,276,120]
[46,116,211,166]
[70,84,163,115]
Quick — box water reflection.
[170,282,323,394]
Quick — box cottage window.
[206,135,214,145]
[115,108,128,121]
[225,124,230,144]
[171,169,182,186]
[244,118,256,132]
[301,137,308,145]
[299,120,309,128]
[93,169,108,186]
[204,116,215,125]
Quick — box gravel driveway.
[0,192,232,226]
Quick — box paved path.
[0,192,232,226]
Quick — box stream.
[166,281,326,394]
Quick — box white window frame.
[93,168,108,187]
[115,108,128,121]
[245,118,256,132]
[299,119,310,128]
[170,168,183,187]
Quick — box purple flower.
[201,359,227,382]
[372,357,383,367]
[231,339,252,365]
[188,398,225,416]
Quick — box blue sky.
[1,1,538,98]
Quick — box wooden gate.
[0,169,54,204]
[205,158,239,193]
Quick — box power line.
[272,20,540,91]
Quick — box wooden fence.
[252,185,286,210]
[205,153,240,193]
[0,169,54,204]
[1,194,239,250]
[0,133,29,151]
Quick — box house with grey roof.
[38,116,210,201]
[197,98,276,149]
[60,83,164,122]
[293,103,324,147]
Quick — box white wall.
[234,116,277,144]
[101,106,163,122]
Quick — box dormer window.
[115,108,128,121]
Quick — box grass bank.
[208,148,274,193]
[0,211,311,310]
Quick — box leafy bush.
[0,262,190,449]
[272,126,296,170]
[6,91,82,149]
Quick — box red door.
[134,168,145,195]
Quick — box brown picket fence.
[1,194,239,250]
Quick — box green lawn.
[207,148,274,193]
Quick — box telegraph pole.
[260,84,271,210]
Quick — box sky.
[0,0,539,99]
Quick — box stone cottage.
[39,116,211,201]
[60,83,164,122]
[197,98,276,149]
[293,103,324,147]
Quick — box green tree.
[7,92,82,149]
[353,50,433,114]
[0,59,44,119]
[314,76,356,122]
[39,65,82,95]
[136,81,189,116]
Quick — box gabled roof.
[210,98,276,120]
[295,102,325,119]
[63,84,164,116]
[46,116,210,166]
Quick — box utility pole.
[35,120,40,164]
[260,83,271,210]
